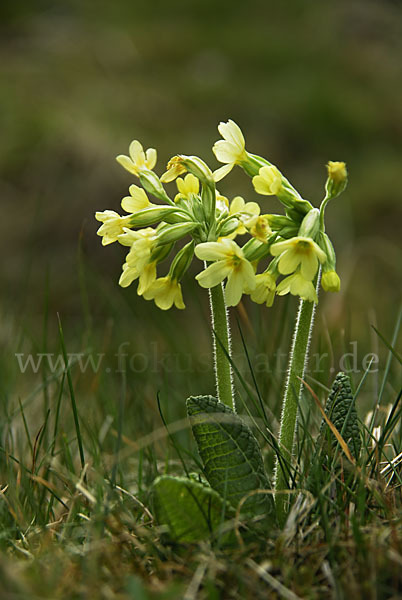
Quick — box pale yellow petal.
[213,140,241,163]
[300,252,318,280]
[146,147,157,169]
[119,265,139,288]
[194,241,231,261]
[229,196,245,214]
[278,249,301,275]
[116,155,137,174]
[243,201,260,216]
[121,186,149,212]
[129,140,145,163]
[225,271,244,306]
[196,261,231,288]
[218,119,245,147]
[270,239,292,256]
[213,163,234,182]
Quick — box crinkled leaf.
[152,475,232,542]
[321,371,361,460]
[186,395,274,518]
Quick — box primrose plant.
[95,120,347,536]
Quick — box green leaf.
[321,371,361,460]
[186,395,275,518]
[152,475,231,542]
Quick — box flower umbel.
[271,236,326,280]
[195,239,256,306]
[116,140,157,176]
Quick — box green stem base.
[208,282,234,411]
[274,278,319,526]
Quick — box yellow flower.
[224,196,260,238]
[271,236,326,280]
[160,156,187,183]
[95,210,132,245]
[252,165,282,196]
[116,140,157,176]
[121,185,153,213]
[327,161,347,185]
[321,270,341,292]
[195,239,256,306]
[212,119,247,182]
[117,226,156,248]
[276,273,318,303]
[249,272,276,307]
[174,173,200,202]
[119,261,157,292]
[118,228,157,292]
[143,276,185,310]
[246,215,272,243]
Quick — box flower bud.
[156,222,198,245]
[169,240,195,281]
[321,270,341,292]
[139,169,171,203]
[325,161,347,199]
[130,206,183,227]
[318,232,336,269]
[298,208,320,239]
[217,217,240,238]
[242,238,271,262]
[318,232,341,292]
[150,242,173,263]
[180,155,215,189]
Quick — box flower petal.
[213,163,234,182]
[129,140,145,163]
[225,271,244,306]
[270,239,292,256]
[116,155,137,174]
[196,261,231,288]
[300,252,318,280]
[119,265,139,288]
[195,241,233,261]
[278,249,301,274]
[229,196,245,214]
[218,120,245,147]
[146,147,157,169]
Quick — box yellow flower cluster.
[96,121,345,310]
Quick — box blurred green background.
[1,0,401,441]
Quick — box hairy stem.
[274,277,319,525]
[208,282,234,411]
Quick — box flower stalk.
[208,280,234,411]
[273,273,320,526]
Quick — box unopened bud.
[139,169,171,203]
[321,270,341,292]
[325,161,347,199]
[156,222,198,245]
[298,208,320,239]
[169,240,195,281]
[130,206,182,227]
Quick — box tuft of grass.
[1,255,401,598]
